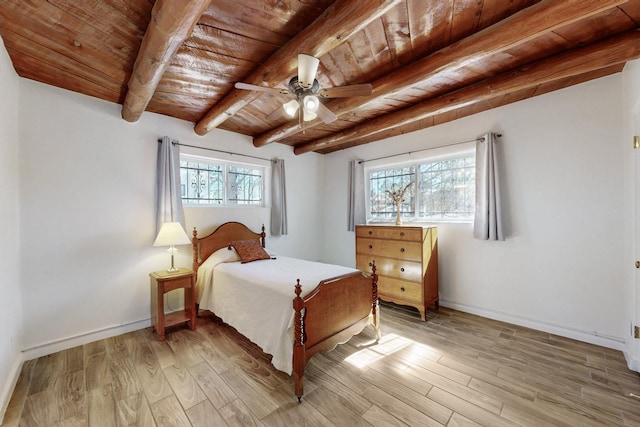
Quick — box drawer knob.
[368,230,372,235]
[400,247,405,253]
[369,245,373,249]
[400,267,405,272]
[400,232,405,237]
[368,262,372,267]
[400,287,405,292]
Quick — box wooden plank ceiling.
[1,0,639,155]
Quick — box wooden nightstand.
[149,268,196,340]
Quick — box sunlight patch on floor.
[344,333,439,369]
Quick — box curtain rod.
[158,138,274,163]
[358,133,502,164]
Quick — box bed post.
[192,227,199,314]
[260,224,266,248]
[371,261,381,342]
[293,279,305,402]
[192,227,199,275]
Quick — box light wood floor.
[4,303,640,426]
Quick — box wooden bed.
[191,221,379,401]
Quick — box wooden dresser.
[356,225,438,320]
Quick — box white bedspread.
[196,252,358,374]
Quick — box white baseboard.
[0,355,24,426]
[21,318,151,361]
[439,299,626,352]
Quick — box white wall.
[322,75,626,350]
[622,58,640,370]
[0,37,23,422]
[18,80,324,360]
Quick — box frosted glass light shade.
[298,54,319,89]
[303,110,317,122]
[303,95,319,113]
[283,99,299,117]
[153,222,191,247]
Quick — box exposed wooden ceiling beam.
[121,0,212,122]
[253,0,628,147]
[294,30,640,154]
[193,0,401,136]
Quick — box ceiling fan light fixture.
[298,54,320,89]
[283,99,299,117]
[302,94,319,113]
[303,110,317,122]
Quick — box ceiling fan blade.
[319,83,373,98]
[316,102,337,124]
[235,82,289,95]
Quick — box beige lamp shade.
[154,222,190,272]
[153,222,191,247]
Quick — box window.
[227,165,264,205]
[180,156,264,206]
[367,153,475,222]
[370,166,416,217]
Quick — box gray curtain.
[271,158,288,236]
[348,159,366,231]
[156,136,185,235]
[473,132,504,241]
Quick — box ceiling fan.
[235,54,373,131]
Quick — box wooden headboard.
[192,222,266,273]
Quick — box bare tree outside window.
[369,166,415,222]
[418,156,474,220]
[228,166,263,205]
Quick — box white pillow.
[201,246,241,269]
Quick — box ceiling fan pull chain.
[299,104,305,134]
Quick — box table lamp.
[153,222,191,272]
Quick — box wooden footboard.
[292,264,379,401]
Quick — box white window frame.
[180,154,266,207]
[364,143,476,223]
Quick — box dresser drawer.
[356,238,422,262]
[355,256,374,275]
[356,255,422,282]
[356,226,423,242]
[378,277,423,303]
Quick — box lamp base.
[167,246,180,273]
